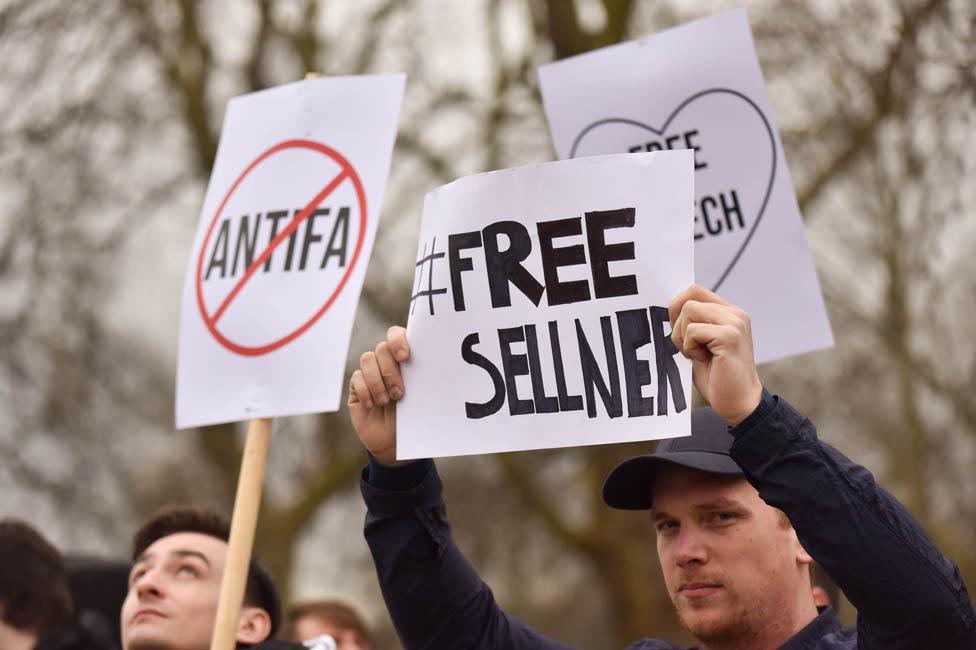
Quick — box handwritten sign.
[176,74,404,428]
[397,152,693,459]
[538,8,833,363]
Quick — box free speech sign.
[539,8,833,364]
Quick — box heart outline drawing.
[568,88,777,292]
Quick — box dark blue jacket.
[361,395,976,649]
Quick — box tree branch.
[494,453,596,552]
[798,0,946,213]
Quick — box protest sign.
[176,74,404,427]
[538,8,833,364]
[397,151,694,460]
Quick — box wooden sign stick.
[209,417,272,650]
[208,71,322,650]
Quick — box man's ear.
[236,606,272,645]
[788,526,814,567]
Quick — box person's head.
[811,562,838,608]
[0,519,74,650]
[121,507,282,650]
[282,600,372,650]
[603,408,817,648]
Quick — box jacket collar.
[780,606,843,650]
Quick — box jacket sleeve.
[729,393,976,649]
[360,457,580,650]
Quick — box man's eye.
[177,565,200,577]
[656,520,679,533]
[129,568,147,585]
[710,512,738,524]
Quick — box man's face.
[293,616,371,650]
[120,532,227,650]
[652,466,811,645]
[0,615,37,650]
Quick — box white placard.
[176,74,404,428]
[538,8,833,364]
[397,151,694,459]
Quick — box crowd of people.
[0,512,373,650]
[3,286,974,650]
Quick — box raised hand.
[348,326,411,465]
[669,285,763,425]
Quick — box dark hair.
[131,507,282,639]
[283,600,372,645]
[0,519,74,636]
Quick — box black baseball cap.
[602,407,743,510]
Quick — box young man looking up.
[348,284,975,649]
[121,507,299,650]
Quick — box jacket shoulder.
[624,640,696,650]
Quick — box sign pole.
[208,72,322,650]
[209,417,272,650]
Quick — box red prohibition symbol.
[195,139,367,356]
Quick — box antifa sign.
[176,74,404,428]
[397,152,694,459]
[195,139,367,356]
[539,8,834,364]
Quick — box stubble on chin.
[674,591,764,647]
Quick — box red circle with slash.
[195,139,367,356]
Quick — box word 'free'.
[448,208,639,311]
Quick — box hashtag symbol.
[410,236,448,316]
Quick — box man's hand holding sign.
[668,285,762,426]
[349,327,408,466]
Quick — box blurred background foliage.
[1,0,974,647]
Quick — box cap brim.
[602,451,744,510]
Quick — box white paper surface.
[538,8,833,364]
[397,151,694,459]
[176,74,404,427]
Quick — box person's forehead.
[139,531,227,562]
[295,614,340,633]
[651,465,757,509]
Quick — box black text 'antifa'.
[204,205,352,280]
